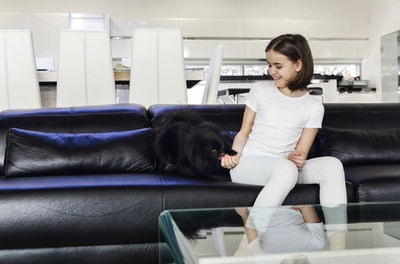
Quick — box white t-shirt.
[243,81,324,158]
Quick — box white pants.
[230,155,347,207]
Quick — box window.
[244,65,268,76]
[186,61,361,78]
[314,63,361,78]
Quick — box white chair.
[202,44,224,104]
[129,28,187,108]
[0,30,41,110]
[56,30,116,107]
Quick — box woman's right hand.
[221,154,239,169]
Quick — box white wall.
[108,0,370,60]
[0,0,371,20]
[110,17,369,60]
[0,0,371,61]
[365,0,400,102]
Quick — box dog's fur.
[153,110,237,177]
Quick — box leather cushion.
[5,128,155,177]
[0,243,162,264]
[0,104,149,176]
[160,175,323,209]
[0,185,162,248]
[357,179,400,202]
[344,164,400,185]
[319,127,400,165]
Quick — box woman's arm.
[232,106,256,155]
[296,127,319,158]
[288,127,318,170]
[221,106,255,169]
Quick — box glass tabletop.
[159,202,400,264]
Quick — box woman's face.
[266,49,302,89]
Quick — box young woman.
[220,34,347,208]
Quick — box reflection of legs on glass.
[297,156,348,250]
[233,231,250,256]
[211,228,227,256]
[234,207,262,256]
[321,205,348,250]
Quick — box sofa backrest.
[0,104,149,175]
[323,103,400,129]
[319,103,400,165]
[148,104,245,132]
[2,102,399,176]
[149,103,400,164]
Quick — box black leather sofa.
[0,103,399,264]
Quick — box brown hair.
[265,34,313,91]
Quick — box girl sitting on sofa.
[220,34,347,209]
[219,33,348,253]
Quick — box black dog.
[153,110,237,177]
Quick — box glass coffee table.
[159,202,400,264]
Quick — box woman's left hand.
[221,154,239,169]
[288,151,306,170]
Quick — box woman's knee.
[322,156,344,173]
[317,156,345,183]
[276,160,299,187]
[326,156,343,166]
